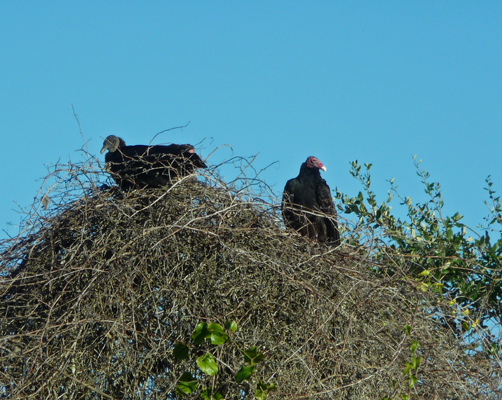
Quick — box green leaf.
[209,332,227,345]
[207,322,224,333]
[173,342,190,360]
[412,356,421,370]
[418,282,430,292]
[207,323,228,345]
[409,373,418,389]
[405,325,412,336]
[176,372,197,394]
[410,340,419,353]
[201,387,223,400]
[446,228,453,241]
[235,365,255,383]
[403,362,413,375]
[193,322,209,345]
[197,353,218,376]
[255,381,276,400]
[419,270,430,276]
[243,346,265,365]
[226,320,238,332]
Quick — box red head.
[305,156,327,172]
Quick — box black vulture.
[282,156,340,245]
[100,135,207,189]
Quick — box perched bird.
[282,156,340,245]
[100,135,207,189]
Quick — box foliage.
[337,158,502,398]
[337,159,502,323]
[174,321,273,399]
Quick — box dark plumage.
[100,135,207,189]
[282,156,340,245]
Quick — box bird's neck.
[300,163,321,180]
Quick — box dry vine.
[0,147,500,399]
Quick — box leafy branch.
[175,321,275,399]
[336,159,502,350]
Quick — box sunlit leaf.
[208,323,228,345]
[410,341,419,353]
[207,322,224,333]
[409,373,418,389]
[226,320,238,332]
[197,353,218,376]
[418,282,430,292]
[403,362,413,375]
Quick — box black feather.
[282,156,340,245]
[100,135,207,190]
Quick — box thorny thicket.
[0,148,501,399]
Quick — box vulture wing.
[315,181,341,245]
[282,178,317,239]
[103,139,207,189]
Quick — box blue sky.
[1,2,501,240]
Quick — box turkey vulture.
[100,135,207,189]
[282,156,340,245]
